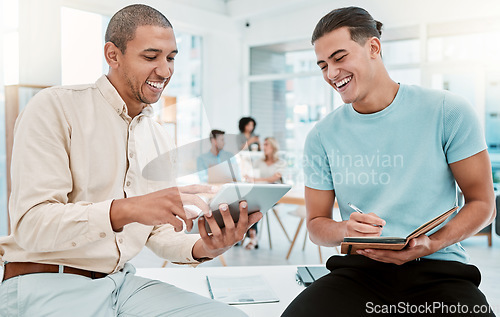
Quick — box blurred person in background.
[243,137,287,250]
[237,117,261,151]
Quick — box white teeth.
[146,80,165,89]
[335,76,352,88]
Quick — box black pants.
[282,255,495,317]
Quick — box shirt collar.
[96,75,155,119]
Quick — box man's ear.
[368,37,381,58]
[104,42,120,68]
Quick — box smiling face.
[314,27,379,107]
[106,25,177,114]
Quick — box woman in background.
[237,117,261,151]
[248,137,286,184]
[243,137,286,249]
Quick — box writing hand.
[346,211,386,237]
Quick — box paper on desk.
[206,275,280,305]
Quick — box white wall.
[18,0,62,85]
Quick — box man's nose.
[157,59,173,79]
[327,65,340,81]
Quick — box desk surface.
[136,265,307,317]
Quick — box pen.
[347,203,383,228]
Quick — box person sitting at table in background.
[237,116,261,151]
[242,137,287,250]
[197,129,240,183]
[246,137,286,184]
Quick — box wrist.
[110,198,131,232]
[427,235,444,254]
[192,239,217,262]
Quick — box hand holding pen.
[348,203,384,228]
[346,202,385,236]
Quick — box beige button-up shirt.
[0,75,202,273]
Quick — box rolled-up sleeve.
[146,225,204,266]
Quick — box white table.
[135,265,307,317]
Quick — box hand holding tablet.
[186,183,292,234]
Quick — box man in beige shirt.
[0,4,259,316]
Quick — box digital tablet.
[186,183,292,234]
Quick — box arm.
[306,187,385,246]
[429,150,495,248]
[10,90,115,252]
[359,150,495,264]
[110,184,213,232]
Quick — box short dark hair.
[105,4,172,54]
[210,129,225,139]
[311,7,383,45]
[238,117,257,133]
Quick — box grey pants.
[0,263,247,317]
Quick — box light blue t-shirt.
[303,84,486,263]
[196,150,241,183]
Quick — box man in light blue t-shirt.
[283,7,496,317]
[197,129,241,183]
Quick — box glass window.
[486,72,500,154]
[388,68,421,86]
[427,32,500,63]
[249,75,332,184]
[382,39,420,66]
[158,32,203,146]
[250,46,318,75]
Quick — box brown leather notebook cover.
[340,206,459,255]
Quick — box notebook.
[341,206,459,255]
[206,275,279,305]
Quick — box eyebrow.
[142,48,179,54]
[316,49,347,65]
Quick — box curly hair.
[238,117,257,133]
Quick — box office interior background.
[1,0,500,245]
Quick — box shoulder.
[220,150,235,157]
[401,84,471,111]
[305,105,347,146]
[198,151,211,160]
[22,83,97,115]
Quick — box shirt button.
[119,238,124,244]
[116,109,120,114]
[100,232,106,238]
[126,181,131,187]
[129,152,134,158]
[71,242,77,247]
